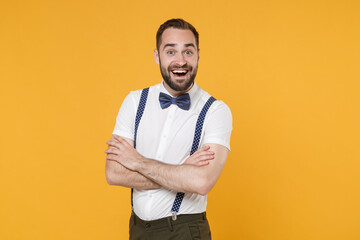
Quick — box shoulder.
[199,90,233,150]
[211,100,232,116]
[195,86,232,117]
[207,100,232,128]
[125,83,162,105]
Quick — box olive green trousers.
[129,211,211,240]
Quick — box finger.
[106,154,115,160]
[186,153,214,166]
[104,148,121,155]
[190,159,211,166]
[192,150,214,159]
[106,154,120,162]
[194,146,211,155]
[194,145,210,153]
[117,137,131,148]
[200,145,211,151]
[197,160,210,166]
[106,141,121,149]
[199,154,214,161]
[190,150,214,159]
[113,135,126,143]
[109,137,130,149]
[105,146,117,152]
[198,150,214,156]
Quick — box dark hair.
[156,18,199,50]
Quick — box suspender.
[134,88,149,149]
[171,96,216,220]
[132,87,149,207]
[133,87,216,218]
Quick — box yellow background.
[1,0,359,239]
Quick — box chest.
[136,103,199,163]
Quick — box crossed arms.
[105,134,229,195]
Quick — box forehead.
[160,28,197,50]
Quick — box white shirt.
[113,82,232,220]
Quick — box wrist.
[133,155,145,172]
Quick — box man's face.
[155,28,199,93]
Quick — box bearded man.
[105,18,233,240]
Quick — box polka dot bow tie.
[159,92,191,111]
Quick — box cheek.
[187,55,198,62]
[160,57,172,66]
[188,57,198,67]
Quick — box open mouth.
[171,69,188,78]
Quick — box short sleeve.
[112,91,139,140]
[202,101,233,151]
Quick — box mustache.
[168,64,192,70]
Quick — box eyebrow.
[184,43,196,48]
[163,43,196,50]
[163,43,176,49]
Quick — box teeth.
[172,70,187,73]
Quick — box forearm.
[106,136,226,194]
[106,160,161,190]
[134,144,228,195]
[136,158,211,195]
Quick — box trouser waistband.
[132,211,207,231]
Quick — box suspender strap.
[134,88,149,149]
[190,96,217,155]
[171,96,217,220]
[132,87,149,207]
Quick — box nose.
[174,53,186,66]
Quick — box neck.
[163,81,194,97]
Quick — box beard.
[159,60,198,92]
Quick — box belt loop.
[167,217,174,232]
[202,212,206,220]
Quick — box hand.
[184,145,215,166]
[105,135,142,171]
[104,135,122,158]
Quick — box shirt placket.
[155,105,176,161]
[144,105,177,219]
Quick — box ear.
[197,48,200,62]
[154,49,159,65]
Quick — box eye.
[167,50,175,55]
[185,50,193,55]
